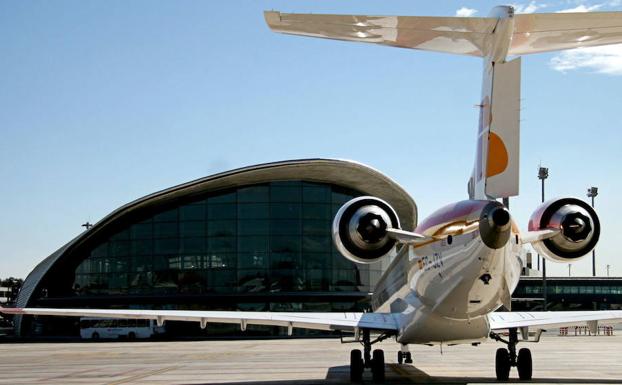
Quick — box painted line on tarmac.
[105,365,181,385]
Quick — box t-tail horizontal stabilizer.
[264,8,622,60]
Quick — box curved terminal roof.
[15,159,417,332]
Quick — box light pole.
[538,167,549,311]
[587,187,598,276]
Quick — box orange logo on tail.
[486,132,508,177]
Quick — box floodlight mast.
[587,187,599,276]
[538,167,548,310]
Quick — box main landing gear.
[349,329,392,383]
[490,328,532,381]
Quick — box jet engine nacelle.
[528,197,600,263]
[332,196,401,264]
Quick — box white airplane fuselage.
[372,199,523,345]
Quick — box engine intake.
[528,197,600,262]
[332,196,400,264]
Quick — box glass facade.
[511,278,622,311]
[517,284,622,296]
[71,181,382,302]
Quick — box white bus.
[79,318,165,340]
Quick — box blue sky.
[1,1,621,278]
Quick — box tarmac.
[0,334,620,385]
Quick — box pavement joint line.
[38,367,100,381]
[103,365,181,385]
[109,368,144,378]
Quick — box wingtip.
[263,10,282,28]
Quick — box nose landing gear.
[491,328,533,381]
[397,351,413,364]
[397,344,412,364]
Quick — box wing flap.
[1,307,399,332]
[511,12,622,55]
[490,310,622,330]
[265,11,497,56]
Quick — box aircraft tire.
[350,349,363,382]
[372,349,385,383]
[517,348,532,380]
[397,351,403,364]
[495,348,510,381]
[405,352,413,364]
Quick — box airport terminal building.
[513,277,622,311]
[14,159,417,337]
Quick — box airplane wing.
[264,11,498,57]
[489,311,622,330]
[0,307,399,333]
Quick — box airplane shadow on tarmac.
[179,363,622,385]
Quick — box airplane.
[3,5,622,383]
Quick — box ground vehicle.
[79,318,164,340]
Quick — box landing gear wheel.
[397,351,403,364]
[405,352,413,364]
[372,349,385,383]
[517,348,532,380]
[350,349,363,382]
[495,348,510,381]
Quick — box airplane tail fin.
[471,56,521,200]
[265,8,622,200]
